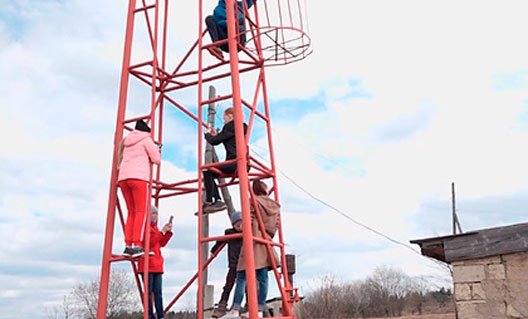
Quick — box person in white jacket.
[117,119,161,257]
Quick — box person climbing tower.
[211,211,243,318]
[205,0,256,59]
[221,179,280,318]
[202,107,247,214]
[118,119,161,257]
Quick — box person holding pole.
[202,107,247,214]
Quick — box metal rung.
[134,4,155,13]
[201,94,233,106]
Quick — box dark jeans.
[141,273,164,319]
[205,15,247,53]
[219,267,237,305]
[232,268,269,311]
[203,163,237,202]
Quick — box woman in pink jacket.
[118,120,161,257]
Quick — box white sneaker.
[240,311,263,318]
[220,309,240,319]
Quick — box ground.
[368,314,455,319]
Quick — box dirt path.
[368,314,455,319]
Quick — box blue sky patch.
[492,70,528,90]
[0,13,26,40]
[514,102,528,132]
[268,96,325,123]
[338,78,373,100]
[315,156,366,177]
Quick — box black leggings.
[219,267,237,305]
[203,163,238,202]
[205,15,247,53]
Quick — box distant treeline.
[298,266,454,318]
[47,266,454,319]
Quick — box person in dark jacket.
[203,107,248,214]
[205,0,255,59]
[210,211,243,318]
[137,205,173,319]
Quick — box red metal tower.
[96,1,311,318]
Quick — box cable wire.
[209,103,449,270]
[249,145,451,272]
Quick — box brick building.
[411,222,528,319]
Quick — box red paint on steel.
[97,1,311,318]
[96,0,137,318]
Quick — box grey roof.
[410,222,528,263]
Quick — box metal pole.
[140,2,161,318]
[260,66,294,316]
[225,1,259,318]
[196,0,205,316]
[96,1,137,318]
[451,182,462,234]
[452,182,456,235]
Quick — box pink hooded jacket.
[118,130,161,182]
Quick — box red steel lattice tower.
[96,1,311,318]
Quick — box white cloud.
[2,0,528,317]
[257,0,528,295]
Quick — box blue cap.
[230,211,242,225]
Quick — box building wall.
[452,252,528,319]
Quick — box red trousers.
[119,179,147,246]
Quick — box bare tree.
[405,277,430,315]
[298,266,455,318]
[363,265,412,316]
[343,281,370,317]
[71,269,136,319]
[47,295,74,319]
[300,275,344,319]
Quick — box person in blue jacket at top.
[205,0,255,59]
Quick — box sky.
[1,0,528,318]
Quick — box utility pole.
[200,85,237,315]
[451,182,463,234]
[451,182,462,319]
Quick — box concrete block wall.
[267,299,303,318]
[452,252,528,319]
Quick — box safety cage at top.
[231,0,312,66]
